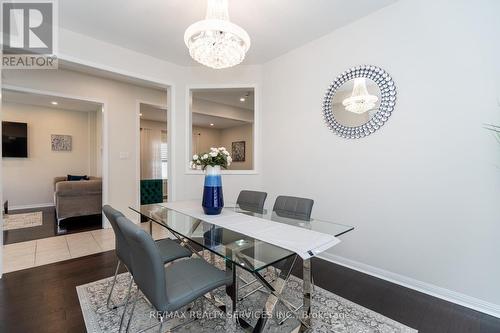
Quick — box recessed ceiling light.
[210,123,214,126]
[139,113,143,117]
[51,101,58,105]
[240,97,245,102]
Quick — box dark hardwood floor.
[3,206,102,245]
[0,248,499,333]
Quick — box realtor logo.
[2,0,58,69]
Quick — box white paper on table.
[160,201,340,259]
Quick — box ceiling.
[140,104,251,129]
[193,88,254,110]
[139,88,255,126]
[192,113,249,129]
[140,103,167,122]
[2,89,102,112]
[59,0,397,66]
[61,60,170,91]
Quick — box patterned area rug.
[77,254,417,333]
[3,211,43,230]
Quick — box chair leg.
[157,315,164,333]
[210,252,215,265]
[199,297,205,318]
[118,276,134,333]
[106,260,121,309]
[125,289,140,333]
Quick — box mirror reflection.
[190,88,254,170]
[331,78,381,127]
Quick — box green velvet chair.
[140,179,164,223]
[140,179,163,205]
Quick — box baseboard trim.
[9,203,55,210]
[318,252,500,319]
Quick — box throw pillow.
[67,175,89,181]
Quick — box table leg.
[300,258,312,332]
[252,255,297,333]
[226,261,238,313]
[225,258,255,331]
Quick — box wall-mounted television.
[2,121,28,158]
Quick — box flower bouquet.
[190,147,232,215]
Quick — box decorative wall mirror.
[322,65,397,139]
[189,87,255,171]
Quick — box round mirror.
[322,65,397,139]
[332,78,381,127]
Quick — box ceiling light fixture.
[342,78,379,114]
[210,123,214,126]
[184,0,251,69]
[240,92,250,102]
[139,113,143,117]
[51,101,58,105]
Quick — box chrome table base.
[224,255,312,333]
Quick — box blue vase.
[202,165,224,215]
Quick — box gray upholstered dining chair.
[102,205,192,310]
[236,190,267,214]
[272,195,315,324]
[272,195,314,221]
[202,190,267,265]
[117,215,234,333]
[239,195,315,302]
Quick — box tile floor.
[2,222,172,273]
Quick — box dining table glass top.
[130,204,354,273]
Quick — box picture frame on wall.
[51,134,72,151]
[232,141,245,162]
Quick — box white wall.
[192,126,221,155]
[88,109,102,177]
[2,102,97,207]
[140,119,166,132]
[192,98,254,122]
[262,0,500,313]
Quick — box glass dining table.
[130,203,354,333]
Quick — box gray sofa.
[54,176,102,226]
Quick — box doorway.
[1,87,105,243]
[138,102,168,206]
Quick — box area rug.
[77,255,417,333]
[3,211,43,230]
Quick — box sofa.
[54,176,102,225]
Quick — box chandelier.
[342,78,379,114]
[184,0,251,69]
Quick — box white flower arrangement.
[191,147,232,170]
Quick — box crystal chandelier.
[342,78,379,114]
[184,0,251,69]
